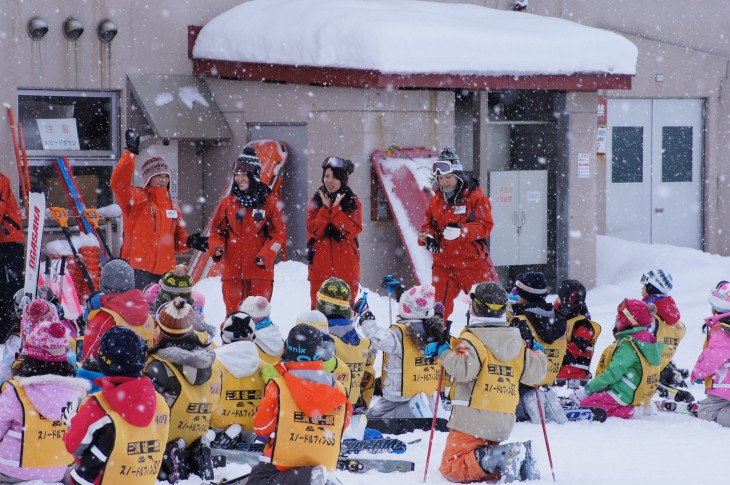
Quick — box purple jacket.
[0,375,90,481]
[692,313,730,400]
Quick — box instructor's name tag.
[166,210,178,219]
[453,206,466,215]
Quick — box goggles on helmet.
[322,156,349,170]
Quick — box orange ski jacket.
[0,172,24,244]
[110,150,190,275]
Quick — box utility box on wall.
[489,170,548,266]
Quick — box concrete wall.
[205,80,454,289]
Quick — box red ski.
[189,140,288,282]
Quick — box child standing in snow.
[209,147,286,316]
[554,279,602,383]
[691,281,730,427]
[574,299,663,419]
[145,297,222,482]
[316,278,371,408]
[358,284,445,419]
[210,311,266,448]
[0,300,89,483]
[64,326,170,485]
[509,272,568,424]
[249,324,351,485]
[239,295,284,364]
[438,282,546,483]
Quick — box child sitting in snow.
[554,279,602,385]
[691,281,730,427]
[210,311,266,448]
[295,310,352,392]
[639,269,688,387]
[64,326,170,485]
[239,295,284,364]
[358,284,446,419]
[249,324,351,485]
[145,297,222,482]
[316,278,371,409]
[0,300,89,483]
[573,299,663,419]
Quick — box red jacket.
[419,180,494,269]
[253,361,352,470]
[306,190,362,282]
[110,150,190,275]
[645,295,681,325]
[64,376,162,485]
[81,289,151,362]
[0,172,23,244]
[208,192,286,281]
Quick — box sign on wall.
[35,118,80,151]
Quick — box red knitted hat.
[615,299,654,332]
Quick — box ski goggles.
[233,160,258,174]
[432,160,463,176]
[322,156,350,170]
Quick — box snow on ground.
[192,235,730,484]
[193,0,637,76]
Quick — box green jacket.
[586,327,663,405]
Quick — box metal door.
[607,99,703,248]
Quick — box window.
[18,90,119,209]
[662,126,693,182]
[611,126,643,183]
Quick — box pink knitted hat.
[22,311,70,363]
[615,299,655,332]
[399,285,436,319]
[143,283,161,306]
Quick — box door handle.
[654,207,664,213]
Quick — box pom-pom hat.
[156,297,197,340]
[239,295,271,322]
[709,281,730,313]
[141,156,171,187]
[98,326,147,376]
[399,285,436,319]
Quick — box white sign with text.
[36,118,81,151]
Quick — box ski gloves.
[381,275,405,301]
[61,397,83,427]
[186,233,209,253]
[125,129,140,155]
[424,341,451,361]
[425,235,441,254]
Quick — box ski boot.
[188,436,214,480]
[211,424,242,450]
[519,441,541,481]
[159,438,190,483]
[475,441,533,483]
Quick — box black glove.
[125,129,140,155]
[674,389,695,404]
[425,235,441,254]
[354,298,370,316]
[358,310,376,326]
[186,233,209,253]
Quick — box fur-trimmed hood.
[14,375,90,420]
[215,341,260,378]
[154,346,217,385]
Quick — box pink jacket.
[0,375,90,481]
[692,313,730,401]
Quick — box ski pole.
[83,208,113,258]
[49,207,95,292]
[18,122,32,210]
[535,386,556,482]
[59,255,67,303]
[423,319,452,482]
[6,107,28,217]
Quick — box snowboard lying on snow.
[366,417,449,434]
[212,449,415,473]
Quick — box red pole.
[18,122,32,203]
[423,365,445,482]
[535,386,556,482]
[6,108,28,217]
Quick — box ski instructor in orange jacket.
[418,147,495,321]
[209,146,286,315]
[111,130,209,290]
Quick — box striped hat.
[641,269,673,295]
[141,156,171,186]
[709,281,730,313]
[515,272,548,302]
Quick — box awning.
[127,73,232,141]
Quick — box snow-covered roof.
[192,0,637,77]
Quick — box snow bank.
[193,0,637,76]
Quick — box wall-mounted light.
[27,16,49,40]
[98,20,118,43]
[63,17,84,41]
